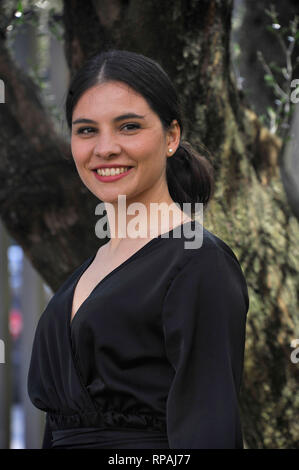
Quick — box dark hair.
[65,50,214,216]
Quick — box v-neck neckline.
[68,219,196,329]
[69,236,157,328]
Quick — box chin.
[94,191,129,205]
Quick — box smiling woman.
[27,50,249,449]
[69,80,178,208]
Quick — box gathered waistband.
[51,426,169,449]
[48,410,167,433]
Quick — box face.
[71,81,180,206]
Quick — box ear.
[166,120,181,158]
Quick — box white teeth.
[96,166,130,176]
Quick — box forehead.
[72,81,152,119]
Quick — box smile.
[93,166,134,182]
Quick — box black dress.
[27,220,249,449]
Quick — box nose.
[93,131,121,159]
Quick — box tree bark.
[0,0,298,448]
[234,0,299,118]
[234,0,299,221]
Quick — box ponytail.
[166,140,215,217]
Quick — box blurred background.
[1,1,67,447]
[0,0,299,449]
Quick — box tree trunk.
[234,0,299,118]
[234,0,299,220]
[0,0,298,448]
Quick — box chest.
[70,240,155,323]
[69,253,171,352]
[70,258,120,323]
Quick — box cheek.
[71,139,90,164]
[126,133,166,163]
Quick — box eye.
[75,127,97,135]
[121,123,141,132]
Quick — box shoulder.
[161,223,250,324]
[160,219,244,271]
[160,220,249,309]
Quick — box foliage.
[257,4,299,138]
[3,0,64,133]
[3,0,63,40]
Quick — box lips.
[94,166,132,176]
[93,166,134,182]
[92,164,134,170]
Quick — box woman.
[27,50,249,449]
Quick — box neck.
[103,190,192,252]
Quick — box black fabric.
[27,220,249,449]
[51,427,169,449]
[42,413,53,449]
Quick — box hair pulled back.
[65,50,214,215]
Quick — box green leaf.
[266,25,274,33]
[268,61,281,73]
[265,74,275,83]
[17,1,23,13]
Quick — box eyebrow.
[72,113,146,125]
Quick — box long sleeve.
[162,244,249,449]
[42,413,52,449]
